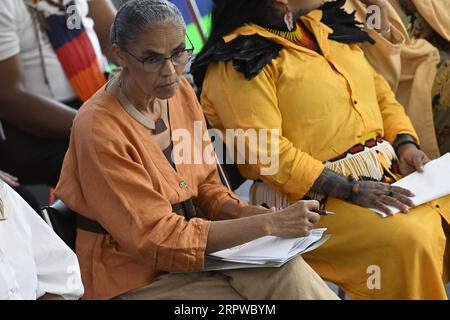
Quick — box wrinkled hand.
[0,170,19,187]
[349,180,415,216]
[397,144,430,176]
[270,200,320,238]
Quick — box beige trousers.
[118,256,339,300]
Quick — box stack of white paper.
[372,153,450,217]
[207,228,329,269]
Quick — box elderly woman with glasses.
[54,0,338,300]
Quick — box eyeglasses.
[121,35,195,73]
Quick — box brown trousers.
[118,256,339,300]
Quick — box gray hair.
[110,0,186,49]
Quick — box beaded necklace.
[265,21,319,52]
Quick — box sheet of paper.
[211,236,296,260]
[201,257,284,272]
[210,228,327,261]
[289,229,327,255]
[197,235,331,272]
[371,153,450,217]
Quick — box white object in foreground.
[371,153,450,217]
[202,228,329,271]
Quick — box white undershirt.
[0,0,106,102]
[0,180,84,300]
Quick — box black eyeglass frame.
[120,34,195,73]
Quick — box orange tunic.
[55,77,243,300]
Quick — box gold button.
[179,180,188,189]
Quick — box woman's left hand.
[397,144,430,176]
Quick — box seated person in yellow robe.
[192,0,450,299]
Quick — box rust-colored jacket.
[55,77,242,300]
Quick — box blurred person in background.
[395,0,450,155]
[0,0,115,196]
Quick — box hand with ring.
[348,180,415,216]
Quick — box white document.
[209,228,328,264]
[372,153,450,217]
[202,234,330,272]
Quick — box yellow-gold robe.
[201,10,450,299]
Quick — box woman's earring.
[284,6,295,31]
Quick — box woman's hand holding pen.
[207,200,323,253]
[210,197,334,252]
[208,195,335,253]
[268,200,321,238]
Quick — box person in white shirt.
[0,178,83,300]
[0,0,115,191]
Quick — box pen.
[313,209,336,216]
